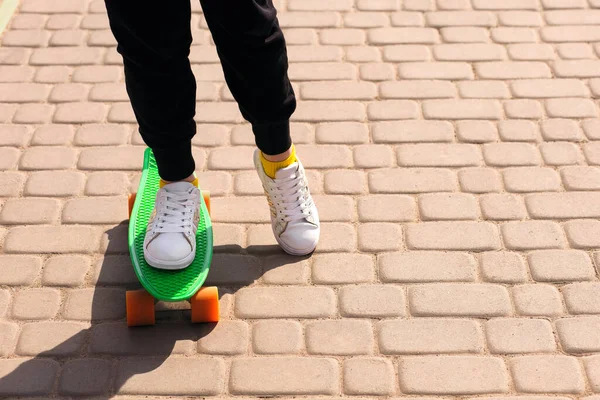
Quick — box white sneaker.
[254,149,320,255]
[143,181,201,270]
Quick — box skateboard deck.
[126,147,218,326]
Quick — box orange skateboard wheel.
[190,286,219,323]
[126,289,155,327]
[128,193,136,217]
[202,191,211,217]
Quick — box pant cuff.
[253,120,292,156]
[152,140,195,182]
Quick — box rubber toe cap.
[146,233,193,262]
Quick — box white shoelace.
[270,170,312,223]
[154,191,197,234]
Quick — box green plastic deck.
[128,148,213,302]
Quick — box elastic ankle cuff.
[253,120,292,156]
[152,141,195,182]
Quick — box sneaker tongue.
[275,162,299,180]
[163,181,194,193]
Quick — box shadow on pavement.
[0,221,303,398]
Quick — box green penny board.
[128,148,213,302]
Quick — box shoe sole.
[144,249,196,270]
[274,230,319,256]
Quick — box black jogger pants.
[104,0,296,181]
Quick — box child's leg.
[201,0,320,256]
[199,0,296,158]
[105,1,201,269]
[104,0,197,182]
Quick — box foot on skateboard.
[126,148,218,327]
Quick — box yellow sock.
[260,145,297,179]
[159,175,198,188]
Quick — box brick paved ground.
[1,0,600,397]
